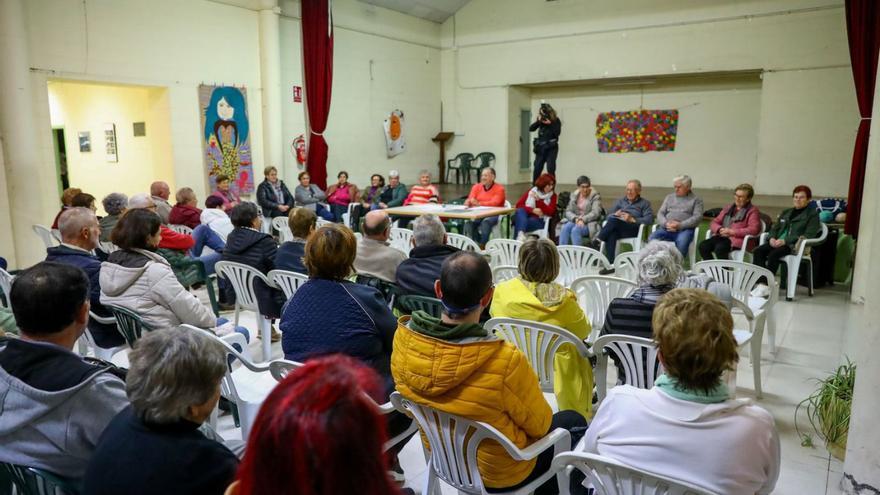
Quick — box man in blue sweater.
[45,207,124,349]
[591,179,654,261]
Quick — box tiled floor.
[212,282,859,495]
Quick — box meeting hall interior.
[0,1,879,494]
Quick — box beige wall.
[47,81,174,215]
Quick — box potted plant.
[796,358,856,461]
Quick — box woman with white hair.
[99,192,128,242]
[82,327,239,495]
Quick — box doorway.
[51,127,69,194]
[520,109,531,171]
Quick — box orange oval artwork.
[389,114,401,140]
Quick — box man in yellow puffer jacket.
[391,251,587,494]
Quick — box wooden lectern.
[432,132,454,184]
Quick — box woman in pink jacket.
[698,183,761,260]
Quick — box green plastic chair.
[469,152,496,182]
[105,305,151,347]
[398,295,443,318]
[0,462,81,494]
[446,153,475,184]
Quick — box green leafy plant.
[795,358,855,460]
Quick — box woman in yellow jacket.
[490,237,594,419]
[392,251,587,494]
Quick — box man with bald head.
[354,210,407,282]
[45,207,124,348]
[150,181,172,224]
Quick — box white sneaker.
[750,284,770,298]
[516,231,526,242]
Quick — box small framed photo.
[104,123,118,163]
[78,132,91,152]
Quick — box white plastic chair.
[389,227,413,256]
[760,223,828,301]
[552,452,714,495]
[268,269,309,299]
[0,268,13,309]
[446,232,482,252]
[650,224,698,267]
[485,239,522,269]
[492,265,519,284]
[485,317,591,394]
[730,297,764,398]
[390,392,571,495]
[592,334,663,405]
[32,224,59,249]
[168,224,193,235]
[523,216,551,239]
[341,202,358,229]
[215,261,275,361]
[599,221,646,258]
[316,217,333,229]
[556,246,611,287]
[271,216,293,243]
[693,260,778,354]
[704,220,766,263]
[613,252,640,283]
[570,276,638,343]
[490,200,513,240]
[182,325,275,441]
[82,310,127,361]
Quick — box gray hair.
[627,179,642,190]
[388,169,400,177]
[58,207,97,240]
[102,193,128,216]
[413,214,445,247]
[418,169,431,178]
[126,327,227,424]
[637,240,684,287]
[128,193,155,209]
[673,175,692,188]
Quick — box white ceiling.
[357,0,471,23]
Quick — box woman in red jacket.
[168,187,202,229]
[514,173,557,240]
[698,183,761,260]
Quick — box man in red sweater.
[464,167,506,246]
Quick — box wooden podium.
[432,132,454,184]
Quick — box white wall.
[441,0,858,195]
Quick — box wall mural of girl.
[199,85,254,195]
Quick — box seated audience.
[377,169,408,209]
[202,195,234,240]
[395,214,459,297]
[280,224,397,394]
[464,167,506,246]
[228,355,403,495]
[83,327,238,495]
[99,192,128,242]
[513,173,557,240]
[559,175,602,246]
[490,238,593,418]
[700,183,762,260]
[392,251,587,495]
[150,180,173,224]
[648,175,704,257]
[355,210,407,283]
[169,187,203,229]
[351,173,386,229]
[222,203,285,340]
[51,187,82,228]
[325,170,359,224]
[583,288,780,494]
[0,262,128,479]
[403,170,440,206]
[210,174,241,212]
[71,192,97,212]
[294,171,334,221]
[256,165,295,219]
[751,185,821,296]
[275,207,316,274]
[100,209,249,341]
[591,179,653,261]
[45,207,124,348]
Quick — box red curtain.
[844,0,880,237]
[301,0,334,190]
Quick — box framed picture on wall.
[78,132,91,152]
[104,123,118,163]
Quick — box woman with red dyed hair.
[225,355,403,495]
[513,173,557,240]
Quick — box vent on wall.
[133,122,146,137]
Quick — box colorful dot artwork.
[595,109,679,153]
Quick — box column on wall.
[259,0,284,181]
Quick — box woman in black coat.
[222,203,286,341]
[256,166,295,218]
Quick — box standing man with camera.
[530,102,562,183]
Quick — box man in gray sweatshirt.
[649,175,705,256]
[0,262,128,481]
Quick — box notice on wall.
[104,123,118,162]
[293,85,302,103]
[596,109,678,153]
[199,84,254,195]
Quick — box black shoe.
[599,267,615,276]
[588,239,602,251]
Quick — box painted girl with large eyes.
[203,86,253,198]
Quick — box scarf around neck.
[722,203,751,228]
[526,187,553,208]
[654,374,729,404]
